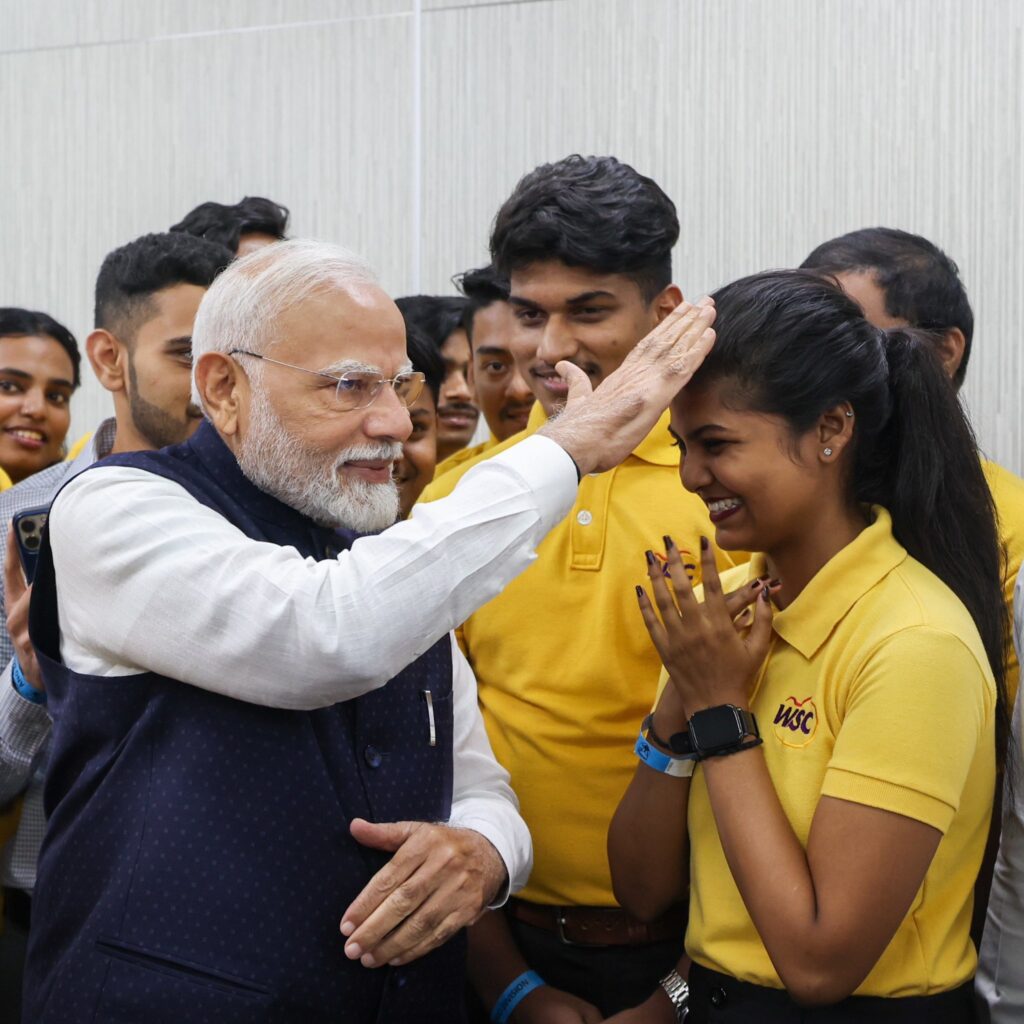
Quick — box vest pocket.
[95,936,271,998]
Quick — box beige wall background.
[1,0,1022,471]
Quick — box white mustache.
[334,442,404,468]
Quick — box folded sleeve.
[821,627,994,834]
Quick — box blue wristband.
[635,731,694,777]
[11,658,45,706]
[490,970,545,1024]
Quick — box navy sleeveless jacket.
[23,422,465,1023]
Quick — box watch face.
[690,705,743,751]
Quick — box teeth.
[9,429,43,442]
[708,498,743,514]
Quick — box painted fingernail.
[635,585,644,599]
[345,942,362,959]
[340,921,354,937]
[645,549,656,566]
[749,579,762,589]
[769,578,782,588]
[757,573,770,582]
[663,535,675,551]
[700,536,709,551]
[761,585,771,601]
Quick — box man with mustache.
[397,294,481,461]
[0,232,233,1021]
[420,155,736,1022]
[21,237,716,1023]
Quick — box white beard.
[236,387,401,531]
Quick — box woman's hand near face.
[637,536,775,714]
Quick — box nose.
[20,386,47,419]
[680,446,712,495]
[505,365,535,404]
[535,317,580,367]
[442,367,472,405]
[361,384,413,443]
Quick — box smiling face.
[0,334,75,482]
[229,281,414,530]
[507,260,672,416]
[393,386,438,517]
[673,380,829,555]
[467,299,534,440]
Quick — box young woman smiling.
[607,270,1009,1023]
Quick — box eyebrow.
[690,424,731,438]
[474,346,511,357]
[163,335,192,347]
[0,367,74,389]
[508,289,617,312]
[318,359,415,377]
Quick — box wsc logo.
[772,695,818,748]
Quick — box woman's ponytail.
[867,329,1010,759]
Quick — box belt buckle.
[556,907,576,946]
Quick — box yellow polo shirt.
[0,467,11,491]
[420,404,739,906]
[431,434,500,482]
[982,459,1024,706]
[684,508,995,996]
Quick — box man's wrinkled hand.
[340,818,506,968]
[5,524,41,690]
[540,298,715,476]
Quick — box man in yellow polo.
[420,155,736,1022]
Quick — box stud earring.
[823,447,833,456]
[845,411,854,417]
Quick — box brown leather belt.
[508,897,686,947]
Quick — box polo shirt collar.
[760,506,907,660]
[524,403,677,466]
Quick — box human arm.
[465,911,601,1024]
[639,543,991,1006]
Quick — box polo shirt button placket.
[576,510,593,526]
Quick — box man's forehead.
[509,261,639,306]
[271,280,407,366]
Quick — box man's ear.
[652,284,685,324]
[86,329,128,393]
[931,327,966,383]
[194,352,245,438]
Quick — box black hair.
[395,295,469,353]
[455,264,510,342]
[490,154,678,302]
[695,269,1010,759]
[94,232,234,342]
[801,228,974,387]
[170,196,290,254]
[0,308,81,387]
[405,324,445,404]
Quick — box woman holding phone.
[607,270,1009,1023]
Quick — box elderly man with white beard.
[20,240,716,1024]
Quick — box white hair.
[191,238,378,407]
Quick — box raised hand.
[540,299,715,476]
[637,534,773,713]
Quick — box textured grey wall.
[1,0,1022,472]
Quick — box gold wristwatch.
[659,968,689,1021]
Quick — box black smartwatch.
[688,704,760,759]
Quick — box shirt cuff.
[467,434,579,537]
[821,765,956,834]
[447,800,533,909]
[0,660,52,758]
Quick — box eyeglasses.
[230,350,425,411]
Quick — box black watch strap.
[642,714,694,756]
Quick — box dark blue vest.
[23,422,464,1024]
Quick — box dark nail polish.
[749,579,761,589]
[636,585,644,598]
[761,585,771,601]
[769,578,782,588]
[757,573,771,582]
[700,536,709,551]
[645,550,656,566]
[663,535,675,551]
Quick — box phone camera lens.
[24,535,39,550]
[21,521,36,533]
